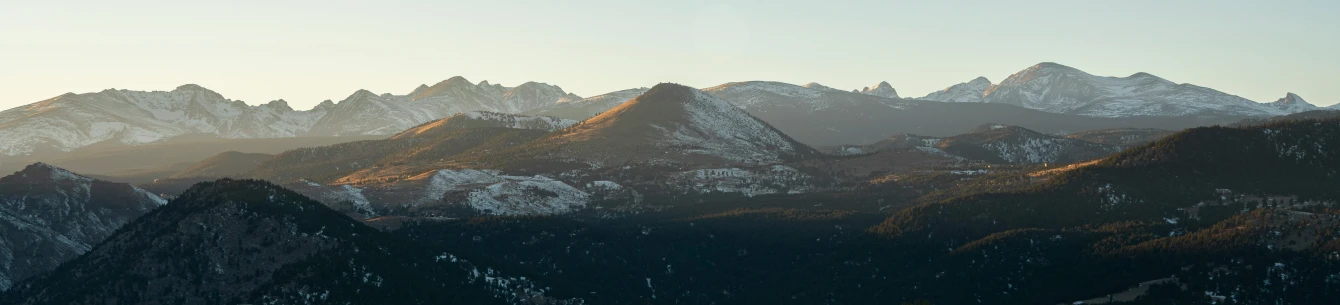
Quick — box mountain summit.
[1265,92,1320,113]
[859,81,900,99]
[536,83,817,167]
[919,62,1289,117]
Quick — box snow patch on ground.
[670,165,815,196]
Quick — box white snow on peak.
[1265,93,1320,113]
[919,76,994,103]
[704,81,827,103]
[654,90,807,164]
[858,81,900,99]
[921,62,1294,118]
[0,79,575,156]
[802,82,841,92]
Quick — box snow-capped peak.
[918,76,994,103]
[543,83,815,166]
[1266,92,1319,113]
[859,81,900,99]
[923,62,1293,117]
[802,82,840,91]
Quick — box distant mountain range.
[701,80,1240,146]
[1,62,1325,156]
[0,78,573,156]
[915,62,1317,117]
[1,86,1338,304]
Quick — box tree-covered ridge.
[0,179,583,305]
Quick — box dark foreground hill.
[0,163,165,289]
[0,179,581,305]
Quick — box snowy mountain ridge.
[0,78,575,156]
[916,62,1312,118]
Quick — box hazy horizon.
[4,0,1337,110]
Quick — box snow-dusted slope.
[0,78,575,156]
[704,81,907,110]
[539,83,817,167]
[431,170,590,216]
[392,111,576,140]
[524,88,650,120]
[938,124,1122,164]
[802,82,842,92]
[306,77,574,136]
[858,81,900,99]
[1264,93,1320,113]
[918,63,1293,118]
[837,124,1121,164]
[0,85,325,156]
[919,77,994,103]
[0,163,165,289]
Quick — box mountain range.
[0,94,1337,304]
[915,62,1315,118]
[1,62,1327,157]
[0,78,573,157]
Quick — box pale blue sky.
[2,0,1337,110]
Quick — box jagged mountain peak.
[408,76,478,100]
[1278,92,1306,103]
[259,99,294,111]
[1266,92,1319,113]
[859,81,900,99]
